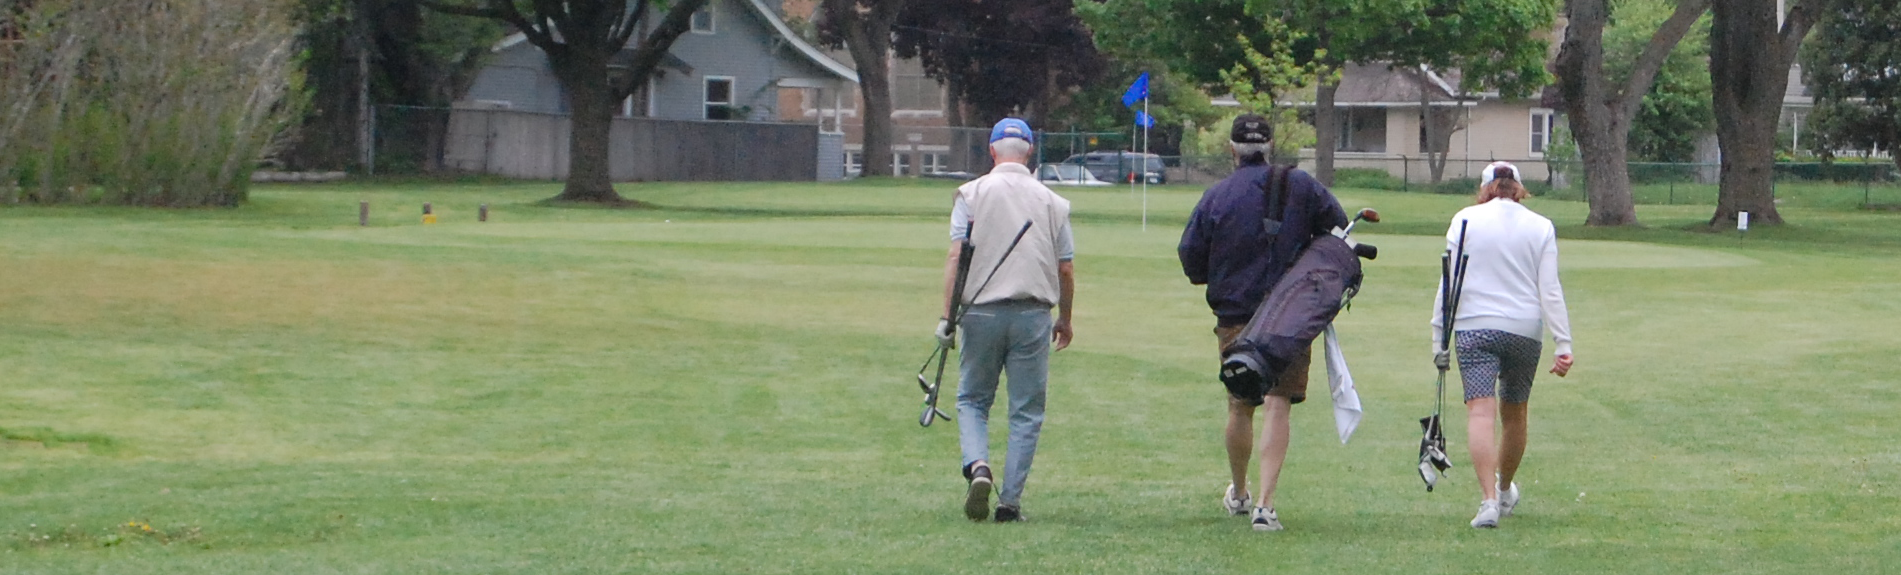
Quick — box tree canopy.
[893,0,1104,126]
[1800,0,1901,170]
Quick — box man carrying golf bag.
[1178,114,1348,532]
[936,118,1075,523]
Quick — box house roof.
[490,0,857,83]
[741,0,856,82]
[1332,62,1468,106]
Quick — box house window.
[1336,108,1388,153]
[690,5,715,34]
[893,152,913,176]
[895,74,944,112]
[922,153,948,174]
[802,86,857,115]
[705,76,735,120]
[1531,108,1555,156]
[844,151,863,176]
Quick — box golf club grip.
[1353,242,1378,260]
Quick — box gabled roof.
[741,0,856,82]
[1332,63,1466,106]
[490,0,857,83]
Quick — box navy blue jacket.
[1179,160,1348,327]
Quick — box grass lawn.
[0,177,1896,573]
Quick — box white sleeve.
[1538,225,1573,356]
[949,196,971,241]
[1054,217,1075,261]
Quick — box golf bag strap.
[1259,165,1293,230]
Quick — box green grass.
[0,178,1897,573]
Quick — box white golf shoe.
[1223,484,1252,516]
[1250,506,1283,532]
[1471,499,1501,529]
[1499,482,1521,517]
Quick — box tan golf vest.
[956,163,1071,306]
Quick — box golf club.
[1340,208,1381,260]
[915,219,1035,427]
[1420,220,1468,491]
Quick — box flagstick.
[1141,96,1150,231]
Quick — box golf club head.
[920,402,937,427]
[1356,208,1381,223]
[934,407,953,422]
[1418,459,1438,492]
[917,374,934,395]
[1427,444,1452,472]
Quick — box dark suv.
[1062,151,1167,184]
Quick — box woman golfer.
[1431,161,1574,529]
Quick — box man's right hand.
[935,319,955,349]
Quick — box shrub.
[0,0,301,207]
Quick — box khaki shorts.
[1215,325,1311,405]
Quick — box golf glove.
[935,319,955,349]
[1433,350,1451,371]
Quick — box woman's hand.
[1549,354,1574,377]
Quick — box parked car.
[1062,151,1167,184]
[1036,163,1114,186]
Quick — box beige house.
[1304,63,1559,183]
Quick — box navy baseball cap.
[1230,114,1273,144]
[990,118,1034,145]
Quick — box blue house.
[460,0,856,126]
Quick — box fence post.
[359,201,368,226]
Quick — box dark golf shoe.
[994,505,1023,523]
[963,463,992,521]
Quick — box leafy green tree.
[423,0,709,203]
[292,0,505,172]
[1085,0,1555,183]
[892,0,1104,127]
[1554,0,1709,226]
[1608,0,1714,164]
[1800,0,1901,172]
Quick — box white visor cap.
[1481,161,1522,186]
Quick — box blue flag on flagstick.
[1119,72,1150,108]
[1135,111,1156,128]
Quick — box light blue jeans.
[957,299,1052,508]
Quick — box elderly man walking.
[1178,114,1347,532]
[937,118,1076,523]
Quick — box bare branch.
[1779,0,1827,70]
[613,0,708,98]
[1618,0,1710,120]
[609,0,652,49]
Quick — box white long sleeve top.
[1431,199,1573,357]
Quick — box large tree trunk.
[551,50,625,203]
[832,1,904,178]
[1553,0,1710,226]
[1314,81,1338,186]
[1708,0,1823,227]
[855,45,895,177]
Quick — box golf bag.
[1219,233,1364,405]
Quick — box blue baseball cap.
[989,118,1034,145]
